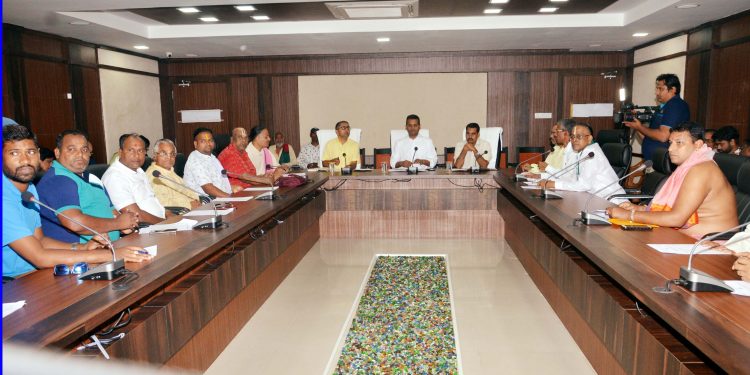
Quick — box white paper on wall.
[571,103,614,118]
[179,109,223,123]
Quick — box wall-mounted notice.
[534,112,553,119]
[571,103,614,118]
[179,109,223,123]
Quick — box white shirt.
[183,150,232,195]
[391,135,438,168]
[246,143,278,175]
[101,160,165,219]
[297,143,320,167]
[454,139,492,168]
[542,142,573,176]
[549,143,625,200]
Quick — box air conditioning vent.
[326,0,419,20]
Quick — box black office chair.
[142,156,153,171]
[212,134,231,156]
[736,162,750,224]
[601,143,632,180]
[609,147,670,202]
[596,129,628,145]
[86,163,109,179]
[174,153,187,177]
[714,153,746,192]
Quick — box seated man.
[39,147,54,173]
[703,128,716,150]
[538,122,625,200]
[3,125,149,278]
[714,125,741,155]
[297,127,320,169]
[322,121,359,171]
[102,133,168,224]
[391,114,437,168]
[37,130,140,244]
[607,122,738,239]
[269,131,297,166]
[454,123,492,169]
[146,139,200,210]
[184,127,232,198]
[523,119,574,172]
[219,127,283,190]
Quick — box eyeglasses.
[54,262,89,276]
[571,134,591,141]
[156,151,177,158]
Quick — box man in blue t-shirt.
[624,73,690,161]
[2,125,150,278]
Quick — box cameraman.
[624,73,690,161]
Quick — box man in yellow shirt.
[146,139,200,210]
[322,121,359,171]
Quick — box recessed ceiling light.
[539,7,558,13]
[490,0,509,3]
[589,44,602,47]
[632,32,649,37]
[484,8,502,14]
[69,21,90,26]
[377,37,390,42]
[199,17,219,22]
[178,7,200,13]
[676,3,700,9]
[235,5,257,11]
[550,0,568,2]
[185,53,199,57]
[252,15,270,21]
[133,45,149,50]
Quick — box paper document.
[3,301,26,318]
[243,186,279,192]
[648,244,729,255]
[307,168,320,172]
[571,103,614,117]
[725,280,750,297]
[521,185,541,190]
[214,196,253,202]
[184,208,234,217]
[143,245,157,256]
[140,218,198,234]
[390,166,429,172]
[355,168,373,171]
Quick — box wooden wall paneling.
[258,75,274,131]
[159,62,176,142]
[706,42,750,142]
[3,57,15,119]
[688,27,712,52]
[270,76,300,151]
[529,71,559,150]
[717,13,750,44]
[68,43,97,67]
[23,58,74,150]
[562,73,623,139]
[229,76,260,130]
[70,66,106,163]
[487,72,518,162]
[513,72,531,161]
[21,32,66,60]
[171,81,230,155]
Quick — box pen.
[152,229,178,233]
[137,250,151,255]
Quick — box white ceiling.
[3,0,749,58]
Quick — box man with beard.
[2,125,150,278]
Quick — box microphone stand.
[533,152,594,200]
[514,149,552,181]
[341,153,352,175]
[23,192,126,281]
[579,161,652,225]
[152,170,212,204]
[256,165,281,200]
[677,222,749,292]
[407,146,419,175]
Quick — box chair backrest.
[360,148,366,168]
[444,147,455,163]
[736,162,750,223]
[374,148,391,169]
[174,153,187,177]
[652,147,673,175]
[86,163,109,179]
[596,129,628,145]
[714,152,745,189]
[142,156,153,172]
[212,133,231,157]
[498,147,508,169]
[601,143,632,179]
[641,147,671,196]
[461,127,503,169]
[390,129,430,151]
[517,146,545,165]
[318,128,362,166]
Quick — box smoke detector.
[326,1,418,20]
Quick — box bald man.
[218,127,276,190]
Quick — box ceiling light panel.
[484,9,502,14]
[178,7,200,13]
[133,45,149,50]
[632,32,649,37]
[489,0,509,3]
[377,37,390,42]
[539,7,558,13]
[235,5,257,11]
[252,15,270,21]
[199,17,219,22]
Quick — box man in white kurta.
[391,114,438,168]
[454,123,492,169]
[184,128,232,197]
[539,123,625,200]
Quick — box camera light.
[619,88,626,102]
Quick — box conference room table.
[495,169,750,374]
[2,174,327,371]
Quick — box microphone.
[471,150,489,173]
[536,151,595,200]
[22,192,126,281]
[408,146,420,175]
[341,152,352,175]
[152,170,212,204]
[676,221,750,292]
[579,160,653,225]
[256,164,280,200]
[514,149,553,181]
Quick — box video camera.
[613,103,661,128]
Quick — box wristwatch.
[71,242,78,251]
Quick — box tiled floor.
[204,238,595,374]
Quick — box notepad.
[183,208,234,217]
[3,300,26,318]
[214,196,253,202]
[139,218,198,233]
[648,244,728,255]
[243,186,279,192]
[725,280,750,296]
[521,185,541,190]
